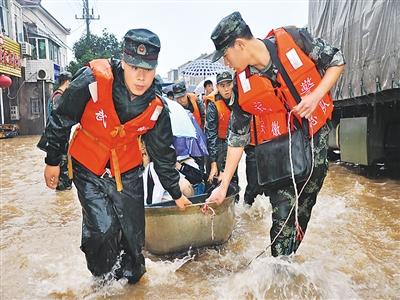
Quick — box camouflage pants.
[266,124,330,257]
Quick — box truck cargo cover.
[308,0,400,100]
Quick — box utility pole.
[75,0,100,42]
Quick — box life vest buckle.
[100,168,111,178]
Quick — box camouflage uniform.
[211,12,345,256]
[269,124,330,256]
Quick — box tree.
[67,29,122,75]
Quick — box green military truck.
[308,1,400,167]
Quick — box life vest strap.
[111,149,123,192]
[67,127,81,180]
[68,126,127,191]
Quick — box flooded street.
[1,136,399,299]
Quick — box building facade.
[0,0,23,128]
[0,0,70,135]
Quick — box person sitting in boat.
[143,98,208,205]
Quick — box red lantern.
[0,74,12,88]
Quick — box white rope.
[288,111,315,241]
[247,111,315,266]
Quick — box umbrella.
[182,59,229,78]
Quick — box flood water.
[1,136,399,299]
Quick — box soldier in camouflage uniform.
[207,12,345,257]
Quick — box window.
[0,5,9,35]
[28,38,52,60]
[13,5,23,42]
[49,40,60,64]
[38,39,46,59]
[10,105,19,120]
[29,38,37,59]
[30,98,40,115]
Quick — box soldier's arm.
[205,101,219,163]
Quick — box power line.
[75,0,100,42]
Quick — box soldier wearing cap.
[172,81,205,129]
[207,12,345,257]
[38,28,191,283]
[205,71,238,187]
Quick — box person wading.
[39,28,191,283]
[207,12,345,257]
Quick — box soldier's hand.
[175,195,192,211]
[207,162,218,182]
[206,184,228,205]
[44,165,60,189]
[294,91,321,119]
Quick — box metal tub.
[145,191,237,255]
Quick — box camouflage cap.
[172,81,187,98]
[123,28,160,69]
[216,71,233,84]
[210,11,249,62]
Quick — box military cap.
[123,28,161,69]
[172,81,187,98]
[210,11,249,62]
[216,71,233,84]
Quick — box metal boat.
[145,187,238,255]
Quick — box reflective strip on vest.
[237,28,333,143]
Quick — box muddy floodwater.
[1,136,399,299]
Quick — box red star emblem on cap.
[137,44,147,55]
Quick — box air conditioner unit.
[37,69,49,80]
[25,60,55,83]
[21,42,33,57]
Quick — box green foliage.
[67,29,122,75]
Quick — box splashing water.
[1,137,399,299]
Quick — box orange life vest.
[206,94,231,139]
[203,90,217,109]
[187,93,202,127]
[237,28,333,143]
[68,59,163,191]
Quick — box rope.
[201,203,216,240]
[247,111,315,267]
